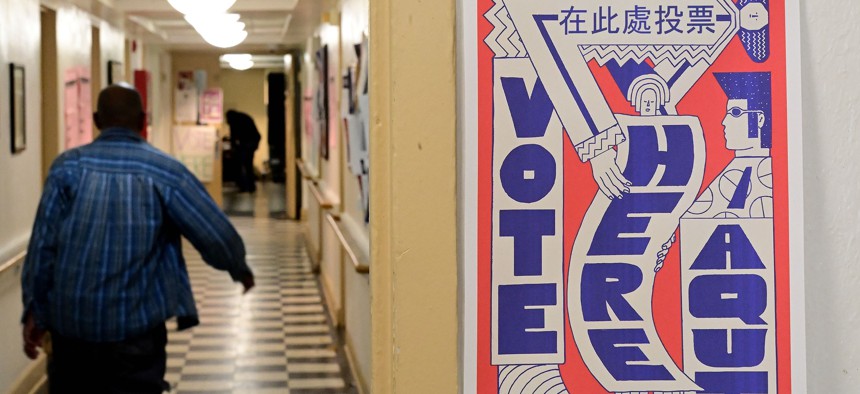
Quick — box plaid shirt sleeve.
[21,170,70,329]
[166,172,252,281]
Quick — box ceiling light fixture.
[187,15,246,48]
[167,0,236,15]
[171,2,247,49]
[221,54,255,71]
[200,29,248,49]
[184,13,241,28]
[229,59,254,70]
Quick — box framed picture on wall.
[316,45,329,160]
[108,60,124,84]
[9,63,25,154]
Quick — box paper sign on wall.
[199,88,224,125]
[64,66,92,150]
[173,125,217,182]
[175,71,197,123]
[462,0,805,392]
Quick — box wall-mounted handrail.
[0,251,26,275]
[309,182,334,210]
[296,158,317,181]
[325,213,370,274]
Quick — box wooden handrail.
[309,182,334,209]
[325,213,370,274]
[296,158,317,181]
[0,251,26,275]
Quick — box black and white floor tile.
[164,210,356,393]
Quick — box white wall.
[99,21,125,87]
[0,0,42,390]
[801,1,860,392]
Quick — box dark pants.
[49,325,169,394]
[236,145,257,193]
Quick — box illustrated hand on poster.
[589,148,630,200]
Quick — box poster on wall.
[315,45,330,160]
[461,0,805,393]
[173,125,217,182]
[199,88,224,125]
[64,66,92,150]
[304,87,321,173]
[175,71,198,123]
[342,36,371,223]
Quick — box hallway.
[164,210,356,393]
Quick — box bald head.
[94,84,145,132]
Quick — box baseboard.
[344,334,368,394]
[7,355,47,394]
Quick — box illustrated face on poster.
[463,0,804,393]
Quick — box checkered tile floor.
[164,215,356,393]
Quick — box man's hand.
[22,313,46,360]
[240,273,255,294]
[590,149,631,200]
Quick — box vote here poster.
[460,0,806,393]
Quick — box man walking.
[225,109,261,193]
[21,84,254,393]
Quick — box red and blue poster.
[460,0,806,392]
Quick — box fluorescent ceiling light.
[219,55,287,70]
[168,0,236,15]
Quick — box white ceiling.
[99,0,330,53]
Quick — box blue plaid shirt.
[21,127,251,342]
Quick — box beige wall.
[0,0,43,390]
[370,0,459,392]
[171,52,223,206]
[221,68,269,172]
